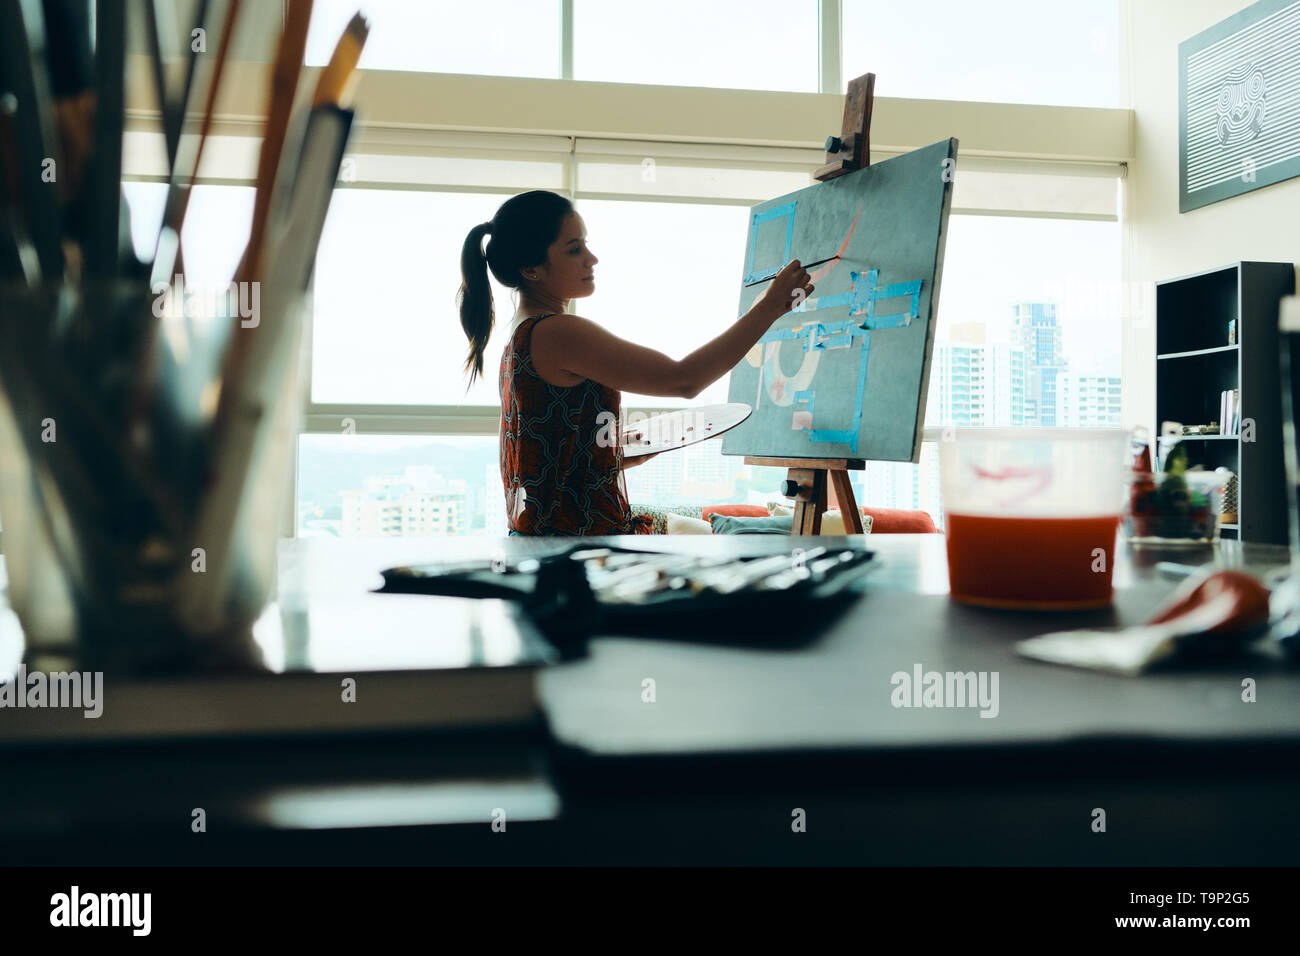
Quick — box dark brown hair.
[457,189,575,385]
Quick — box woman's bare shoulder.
[529,314,593,385]
[532,312,599,340]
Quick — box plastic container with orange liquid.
[939,428,1132,610]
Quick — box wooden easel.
[743,73,876,535]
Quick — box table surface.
[240,533,1300,760]
[3,534,1299,864]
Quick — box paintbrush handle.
[241,0,315,283]
[744,255,839,287]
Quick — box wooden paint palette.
[620,402,752,457]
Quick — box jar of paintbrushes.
[0,279,309,674]
[0,0,364,673]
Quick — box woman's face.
[527,211,598,300]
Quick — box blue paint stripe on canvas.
[850,330,871,453]
[809,428,855,444]
[876,279,922,298]
[742,202,798,284]
[753,202,797,225]
[862,311,912,329]
[758,318,868,346]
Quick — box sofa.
[631,502,939,535]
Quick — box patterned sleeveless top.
[499,314,652,535]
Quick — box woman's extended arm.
[530,259,813,399]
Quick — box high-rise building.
[341,467,466,537]
[1057,373,1123,427]
[986,343,1026,427]
[927,342,987,425]
[926,340,1025,427]
[1012,302,1065,426]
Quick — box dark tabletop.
[273,533,1300,757]
[3,535,1299,865]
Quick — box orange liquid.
[945,513,1121,610]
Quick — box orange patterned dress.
[499,314,652,535]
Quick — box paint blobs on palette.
[615,403,751,457]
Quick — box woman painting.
[458,190,811,535]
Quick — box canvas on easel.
[722,137,957,465]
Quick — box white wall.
[1123,0,1300,432]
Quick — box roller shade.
[123,125,1121,219]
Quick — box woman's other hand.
[621,451,660,469]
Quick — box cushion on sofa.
[709,514,793,535]
[666,513,713,534]
[864,507,938,533]
[703,504,770,520]
[771,501,937,533]
[631,502,931,535]
[766,502,873,534]
[630,504,705,534]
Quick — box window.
[75,10,1127,547]
[310,145,812,410]
[311,188,520,407]
[300,165,1121,529]
[573,0,819,92]
[842,0,1122,108]
[927,214,1122,429]
[305,0,562,79]
[113,136,1122,534]
[572,198,752,408]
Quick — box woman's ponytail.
[458,221,495,385]
[455,191,575,386]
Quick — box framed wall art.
[1180,0,1300,212]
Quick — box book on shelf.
[1219,388,1240,437]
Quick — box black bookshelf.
[1154,261,1296,543]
